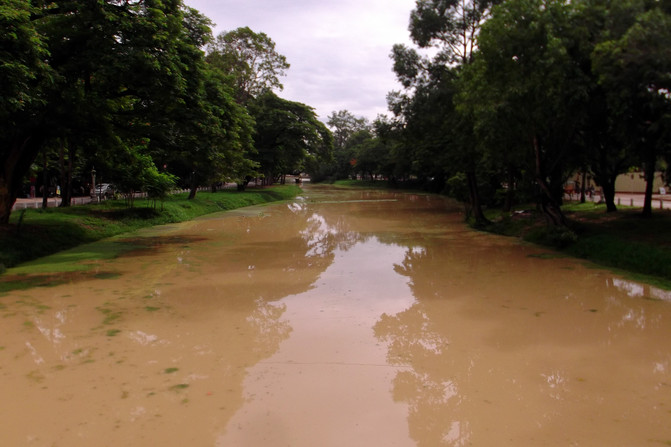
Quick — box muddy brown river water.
[1,185,670,446]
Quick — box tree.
[205,26,291,190]
[150,8,257,199]
[593,4,671,217]
[249,92,333,184]
[1,0,213,222]
[564,0,636,212]
[462,0,592,226]
[391,0,499,224]
[0,0,51,223]
[409,0,498,64]
[327,110,370,152]
[320,110,370,180]
[206,26,290,104]
[177,63,257,198]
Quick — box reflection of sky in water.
[301,213,337,257]
[218,236,418,446]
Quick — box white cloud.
[184,0,418,122]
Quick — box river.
[1,184,670,446]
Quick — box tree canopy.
[370,0,671,225]
[0,1,330,224]
[206,26,290,104]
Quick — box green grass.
[330,179,427,194]
[332,179,389,188]
[484,203,671,288]
[563,209,671,287]
[0,185,300,271]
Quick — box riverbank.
[484,201,671,289]
[330,180,671,288]
[0,185,301,272]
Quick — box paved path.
[10,182,252,211]
[570,192,671,210]
[12,191,671,211]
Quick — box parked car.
[93,183,115,199]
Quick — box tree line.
[1,0,332,224]
[4,0,669,228]
[320,0,670,226]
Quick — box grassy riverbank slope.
[484,201,671,288]
[0,185,301,271]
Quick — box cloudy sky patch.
[184,0,419,122]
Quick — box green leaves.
[249,92,333,180]
[207,26,290,103]
[0,0,50,119]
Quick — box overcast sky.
[184,0,419,123]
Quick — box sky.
[183,0,420,123]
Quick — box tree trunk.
[503,167,514,213]
[466,170,488,225]
[580,170,587,204]
[642,158,655,218]
[58,141,74,207]
[236,176,251,191]
[0,134,45,224]
[533,136,567,227]
[602,175,618,213]
[42,150,49,209]
[188,172,197,200]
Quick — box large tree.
[145,7,256,199]
[1,0,192,222]
[327,110,370,152]
[391,0,499,224]
[0,0,51,223]
[1,0,260,220]
[593,3,671,217]
[206,26,290,104]
[249,92,333,184]
[462,0,591,226]
[321,110,370,180]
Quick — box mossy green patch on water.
[97,305,123,325]
[15,297,50,312]
[527,252,568,260]
[145,306,160,312]
[7,239,140,275]
[164,367,179,374]
[170,383,189,391]
[26,370,45,383]
[94,272,122,280]
[0,274,67,294]
[106,329,121,337]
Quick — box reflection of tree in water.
[301,212,364,256]
[374,244,472,447]
[244,299,292,357]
